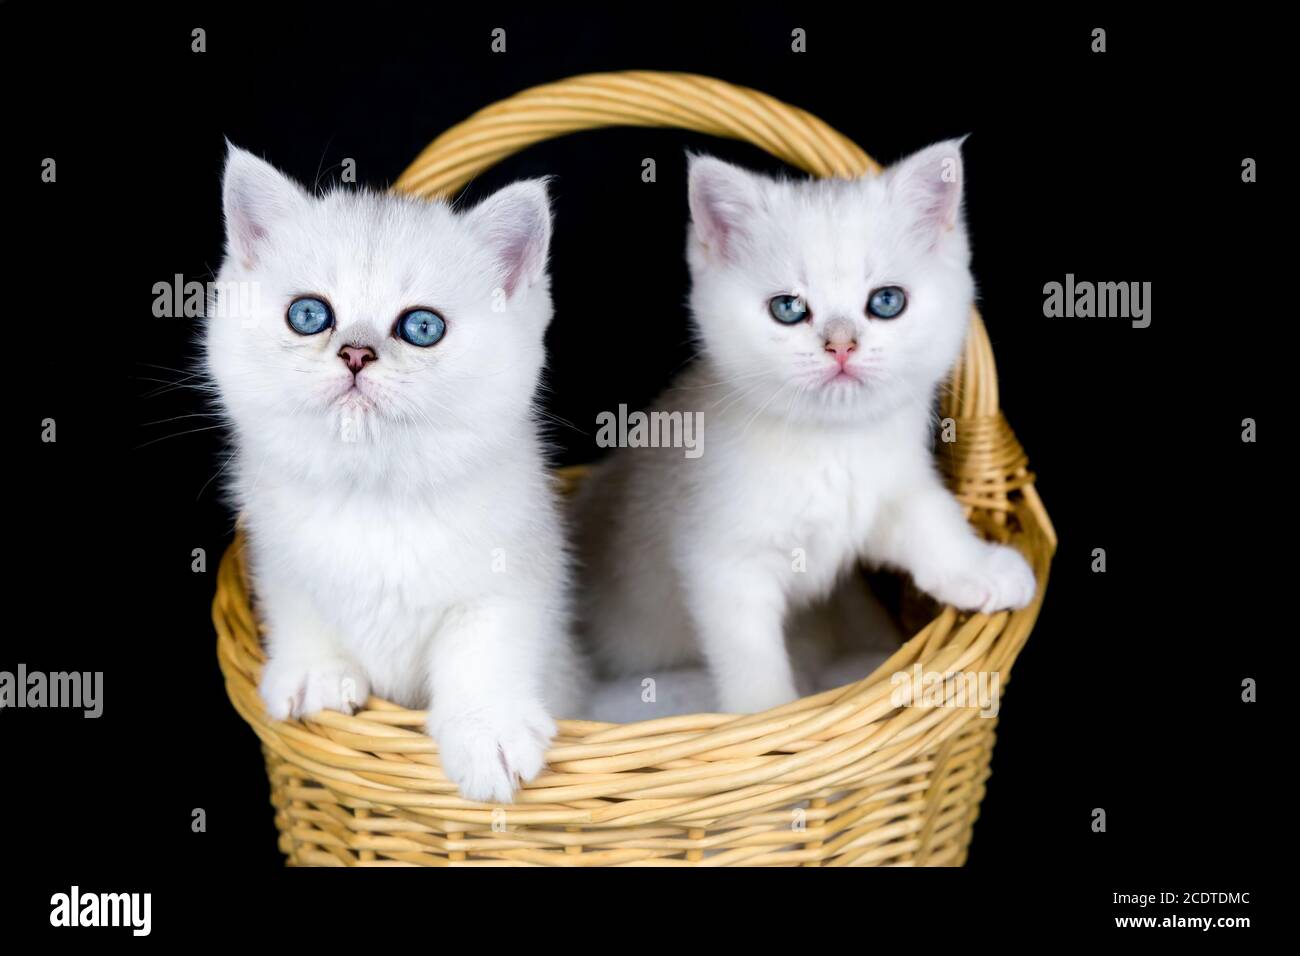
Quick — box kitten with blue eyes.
[205,145,583,802]
[575,142,1036,713]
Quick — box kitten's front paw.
[259,655,370,720]
[922,544,1036,614]
[431,701,557,804]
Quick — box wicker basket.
[213,71,1056,866]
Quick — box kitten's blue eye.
[867,286,907,319]
[286,296,333,335]
[396,308,446,347]
[768,294,809,325]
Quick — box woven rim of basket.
[214,71,1056,828]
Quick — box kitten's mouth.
[822,367,864,386]
[334,380,377,410]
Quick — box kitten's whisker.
[139,412,223,427]
[137,363,203,377]
[779,379,810,450]
[535,410,587,436]
[133,423,229,450]
[197,448,238,501]
[675,368,770,390]
[711,378,769,417]
[738,379,795,440]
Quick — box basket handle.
[394,71,1046,536]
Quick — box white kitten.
[205,145,583,802]
[575,143,1035,714]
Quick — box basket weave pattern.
[214,72,1055,866]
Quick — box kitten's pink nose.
[339,345,377,374]
[824,339,857,366]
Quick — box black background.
[2,2,1276,937]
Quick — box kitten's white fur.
[575,143,1035,713]
[206,146,582,802]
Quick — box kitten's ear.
[885,138,967,247]
[463,179,553,297]
[687,154,763,262]
[221,142,309,269]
